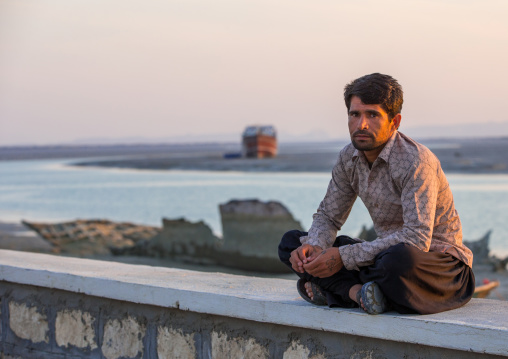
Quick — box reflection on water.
[0,159,507,257]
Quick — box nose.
[358,115,369,130]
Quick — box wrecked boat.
[22,199,302,274]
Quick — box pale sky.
[1,0,507,146]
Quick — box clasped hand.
[289,244,343,278]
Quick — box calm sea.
[1,158,507,257]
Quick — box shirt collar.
[377,131,398,163]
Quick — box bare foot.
[304,281,315,300]
[359,299,366,311]
[349,284,366,310]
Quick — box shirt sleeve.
[339,161,440,271]
[300,151,358,249]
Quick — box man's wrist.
[338,244,358,271]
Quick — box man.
[278,73,474,315]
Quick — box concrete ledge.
[1,249,507,357]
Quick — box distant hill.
[69,121,508,145]
[403,121,508,140]
[2,121,507,148]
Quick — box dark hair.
[344,73,403,119]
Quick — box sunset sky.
[1,0,507,146]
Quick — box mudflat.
[74,137,508,173]
[2,137,508,174]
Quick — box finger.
[291,263,303,273]
[297,252,307,267]
[305,246,323,262]
[307,265,328,278]
[306,251,324,267]
[303,258,323,275]
[303,260,315,272]
[289,259,297,272]
[290,252,305,273]
[291,248,302,262]
[291,249,303,264]
[304,256,330,277]
[289,254,297,270]
[290,260,302,273]
[295,264,304,273]
[299,246,312,263]
[306,252,320,262]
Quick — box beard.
[350,131,387,152]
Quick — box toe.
[304,282,314,299]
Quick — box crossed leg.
[279,229,476,315]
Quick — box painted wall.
[0,281,503,359]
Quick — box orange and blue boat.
[242,125,277,158]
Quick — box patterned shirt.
[300,131,473,271]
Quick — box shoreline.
[69,136,508,174]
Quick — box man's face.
[348,96,400,160]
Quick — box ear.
[391,114,401,130]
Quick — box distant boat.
[242,125,277,158]
[473,280,500,299]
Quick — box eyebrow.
[348,109,382,116]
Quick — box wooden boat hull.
[243,134,277,158]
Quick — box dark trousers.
[278,230,475,314]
